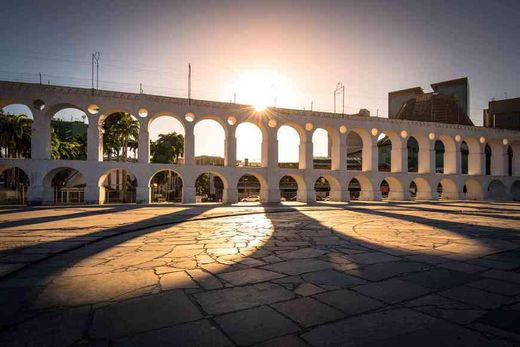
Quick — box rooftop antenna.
[91,52,100,95]
[188,63,192,104]
[334,82,345,115]
[39,73,42,85]
[139,83,143,94]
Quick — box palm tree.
[150,132,185,164]
[0,111,32,158]
[102,112,139,161]
[51,128,83,160]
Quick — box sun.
[222,69,296,110]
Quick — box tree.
[0,111,32,158]
[51,128,83,160]
[150,132,184,164]
[102,112,140,161]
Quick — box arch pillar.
[262,127,278,167]
[362,137,378,172]
[136,186,150,204]
[416,190,433,200]
[418,140,435,174]
[331,132,347,171]
[444,142,461,175]
[388,187,410,201]
[182,185,196,204]
[223,187,238,204]
[491,145,507,176]
[468,144,485,175]
[359,188,380,201]
[391,138,407,173]
[87,124,103,162]
[31,112,51,160]
[184,124,195,166]
[330,189,349,202]
[225,127,236,167]
[512,143,520,176]
[299,138,313,169]
[260,188,280,203]
[84,184,103,204]
[138,128,150,164]
[297,189,316,203]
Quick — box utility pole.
[139,83,143,94]
[91,52,100,95]
[39,73,42,85]
[234,92,236,103]
[311,101,314,111]
[334,82,345,115]
[188,63,192,104]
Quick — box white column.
[362,137,378,172]
[260,188,280,203]
[138,128,150,164]
[224,127,236,167]
[262,127,278,168]
[27,185,44,205]
[444,142,461,175]
[391,138,407,173]
[182,185,196,203]
[331,133,347,171]
[84,185,102,204]
[297,188,316,203]
[184,125,195,166]
[418,140,435,174]
[359,188,380,201]
[330,189,349,202]
[299,138,313,169]
[31,113,51,159]
[468,144,485,176]
[491,145,507,176]
[223,188,238,204]
[87,124,103,162]
[136,186,150,203]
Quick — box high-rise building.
[483,97,520,130]
[388,77,473,126]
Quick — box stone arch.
[148,113,185,164]
[488,179,507,200]
[377,132,393,172]
[407,136,419,173]
[50,106,89,160]
[101,111,140,162]
[346,131,363,171]
[463,136,482,175]
[314,176,331,201]
[277,124,301,168]
[312,128,331,169]
[460,141,469,174]
[411,177,433,200]
[438,178,460,200]
[195,171,228,203]
[434,140,445,173]
[0,166,30,205]
[98,168,138,204]
[194,119,225,166]
[42,167,86,204]
[279,175,299,201]
[349,175,375,201]
[464,178,483,200]
[237,173,264,202]
[236,121,264,167]
[1,104,33,159]
[381,176,406,201]
[510,180,520,201]
[150,169,183,203]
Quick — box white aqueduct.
[1,81,520,205]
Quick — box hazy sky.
[1,0,520,160]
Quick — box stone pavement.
[0,201,520,346]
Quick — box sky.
[1,0,520,161]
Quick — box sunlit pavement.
[1,202,520,346]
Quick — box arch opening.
[236,122,262,167]
[380,179,389,199]
[0,167,29,205]
[348,178,361,200]
[435,140,445,173]
[312,128,331,170]
[100,169,137,203]
[315,177,330,201]
[149,116,185,164]
[438,178,459,200]
[150,170,183,203]
[488,180,507,201]
[346,131,363,171]
[377,133,391,172]
[507,145,513,177]
[102,112,139,162]
[407,136,419,173]
[195,173,224,203]
[47,168,86,204]
[51,108,88,160]
[1,104,33,159]
[194,119,225,166]
[511,181,520,201]
[485,144,492,175]
[460,141,469,174]
[279,175,298,202]
[278,125,300,168]
[238,174,261,202]
[464,179,483,200]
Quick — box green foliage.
[103,112,140,161]
[51,128,85,160]
[150,132,184,164]
[0,110,32,158]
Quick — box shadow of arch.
[488,179,507,201]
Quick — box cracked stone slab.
[194,282,295,315]
[313,289,385,316]
[353,278,431,304]
[271,297,344,327]
[261,259,333,275]
[216,268,285,286]
[214,305,299,345]
[404,294,486,324]
[90,290,203,339]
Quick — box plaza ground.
[0,201,520,346]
